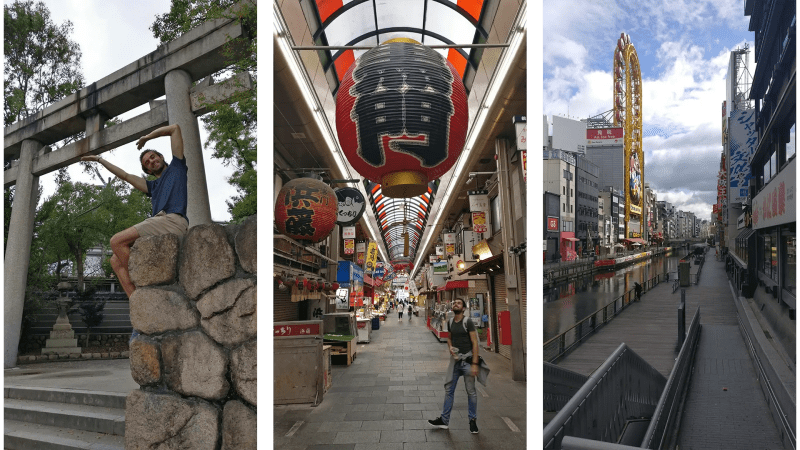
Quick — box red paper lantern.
[275,177,337,243]
[332,282,340,290]
[296,277,306,290]
[336,40,468,197]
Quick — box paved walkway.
[675,255,784,449]
[4,358,137,394]
[554,254,784,448]
[274,313,527,449]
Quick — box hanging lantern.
[275,177,337,244]
[332,282,340,291]
[296,277,306,290]
[336,39,468,198]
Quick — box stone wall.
[124,217,257,450]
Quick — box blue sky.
[543,0,755,220]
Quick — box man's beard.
[151,163,165,176]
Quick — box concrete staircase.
[4,386,126,450]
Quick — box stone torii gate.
[4,7,253,368]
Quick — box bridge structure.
[3,1,255,368]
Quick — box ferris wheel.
[613,32,644,232]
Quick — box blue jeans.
[441,360,477,423]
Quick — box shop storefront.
[752,159,796,311]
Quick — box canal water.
[543,253,683,342]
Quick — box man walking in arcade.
[81,124,188,299]
[428,298,481,434]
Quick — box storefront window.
[784,227,795,297]
[762,230,779,281]
[491,195,502,233]
[788,122,796,161]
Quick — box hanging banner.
[364,241,378,273]
[513,115,527,150]
[334,187,366,225]
[472,211,487,233]
[435,245,444,256]
[728,109,756,203]
[443,233,456,256]
[522,150,527,183]
[343,239,355,254]
[430,255,438,263]
[343,226,356,239]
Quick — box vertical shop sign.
[729,109,756,203]
[343,226,356,239]
[365,241,378,273]
[356,242,366,265]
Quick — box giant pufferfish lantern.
[336,38,469,198]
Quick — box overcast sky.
[5,0,238,222]
[542,0,754,220]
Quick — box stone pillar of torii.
[3,4,253,368]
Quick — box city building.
[744,0,796,314]
[574,154,600,256]
[543,148,577,260]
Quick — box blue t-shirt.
[145,155,188,221]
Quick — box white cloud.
[9,0,239,222]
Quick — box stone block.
[92,353,102,358]
[179,224,235,299]
[222,400,257,450]
[130,338,161,386]
[162,331,229,400]
[129,234,180,287]
[231,340,256,406]
[198,280,256,347]
[82,353,93,359]
[110,352,120,358]
[69,353,80,359]
[122,351,130,358]
[235,215,257,274]
[129,288,199,334]
[125,390,218,450]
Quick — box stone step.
[4,419,125,450]
[4,398,125,436]
[5,386,128,410]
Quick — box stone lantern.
[41,282,81,355]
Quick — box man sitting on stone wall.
[81,124,188,298]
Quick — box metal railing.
[543,362,589,412]
[543,272,669,363]
[543,343,667,449]
[642,306,701,449]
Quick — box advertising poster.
[547,217,559,231]
[432,261,448,274]
[472,240,493,260]
[343,239,355,254]
[444,233,456,256]
[472,211,487,233]
[343,226,356,239]
[729,109,756,203]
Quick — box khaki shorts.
[133,211,189,238]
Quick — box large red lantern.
[336,39,468,197]
[275,177,337,244]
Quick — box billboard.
[586,127,623,145]
[728,109,756,203]
[753,159,795,230]
[552,115,586,153]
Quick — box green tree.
[34,170,151,291]
[4,0,84,126]
[151,0,257,222]
[4,0,85,254]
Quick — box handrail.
[543,272,667,363]
[543,343,666,449]
[641,306,701,449]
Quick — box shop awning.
[736,228,755,244]
[563,237,580,242]
[437,280,469,291]
[459,253,504,276]
[624,238,647,245]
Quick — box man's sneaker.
[469,419,479,434]
[428,417,448,429]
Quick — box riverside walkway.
[555,254,785,448]
[274,313,527,449]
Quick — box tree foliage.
[151,0,257,222]
[4,0,84,127]
[33,171,151,290]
